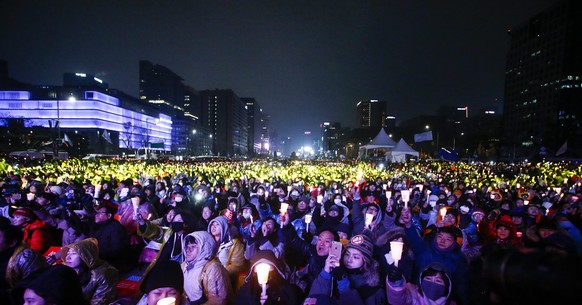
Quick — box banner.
[555,141,567,156]
[102,130,112,144]
[414,130,433,142]
[63,133,73,147]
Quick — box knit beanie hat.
[345,234,374,262]
[141,260,184,293]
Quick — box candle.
[131,197,140,214]
[386,191,392,199]
[440,207,447,218]
[279,202,289,215]
[94,184,102,198]
[304,214,312,224]
[156,297,176,305]
[26,193,35,201]
[389,241,404,267]
[365,213,374,227]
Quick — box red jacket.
[23,219,55,254]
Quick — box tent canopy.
[358,128,397,159]
[389,138,419,162]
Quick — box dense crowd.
[1,158,581,305]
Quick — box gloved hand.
[331,265,347,279]
[387,264,402,282]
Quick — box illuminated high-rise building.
[503,0,582,154]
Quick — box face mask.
[334,198,342,204]
[460,206,470,213]
[171,222,184,232]
[447,200,454,205]
[421,279,446,301]
[175,196,183,202]
[242,212,251,220]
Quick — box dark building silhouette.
[199,89,248,156]
[139,60,201,154]
[356,99,387,128]
[503,0,582,158]
[242,97,262,156]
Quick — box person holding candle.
[236,250,302,305]
[351,188,385,238]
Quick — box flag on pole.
[63,133,73,147]
[555,141,567,156]
[414,130,433,142]
[102,130,112,144]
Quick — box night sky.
[0,0,561,146]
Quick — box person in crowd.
[238,202,262,243]
[308,234,386,305]
[133,258,187,305]
[196,202,217,231]
[60,237,119,305]
[0,223,48,304]
[236,250,302,305]
[461,208,485,260]
[281,211,339,294]
[480,215,524,255]
[245,216,285,261]
[84,202,132,274]
[136,207,196,270]
[181,230,234,305]
[12,264,88,305]
[400,207,470,305]
[374,226,414,282]
[351,188,385,238]
[386,262,454,305]
[208,215,247,287]
[11,207,56,254]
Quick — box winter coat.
[89,218,131,273]
[5,242,49,288]
[404,226,469,305]
[61,238,119,305]
[351,199,386,239]
[22,218,55,254]
[209,216,247,283]
[308,269,386,305]
[181,231,233,305]
[386,264,454,305]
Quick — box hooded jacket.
[60,238,119,305]
[208,216,246,282]
[386,263,453,305]
[181,231,233,305]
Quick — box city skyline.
[0,0,561,142]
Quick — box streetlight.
[425,125,429,130]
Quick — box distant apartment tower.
[503,0,582,151]
[242,97,262,155]
[356,99,387,128]
[199,89,248,156]
[321,121,343,154]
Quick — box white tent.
[358,128,397,158]
[388,138,419,162]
